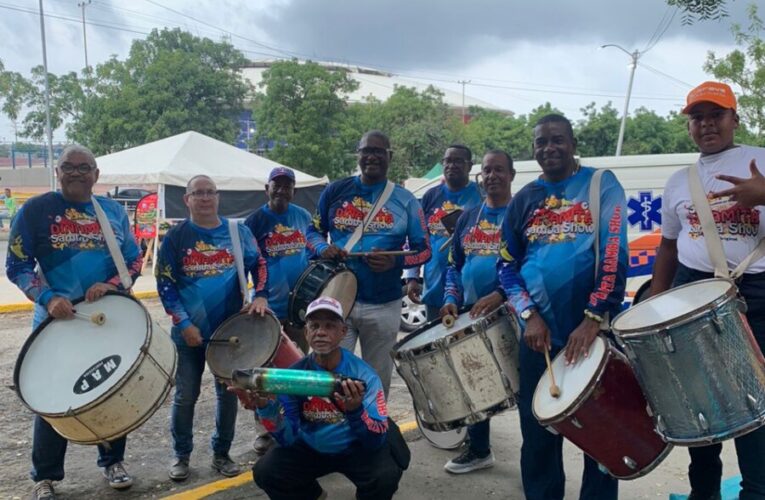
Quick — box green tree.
[20,67,84,141]
[462,108,533,161]
[68,28,250,153]
[575,102,620,157]
[704,4,765,145]
[253,59,359,179]
[0,59,34,140]
[667,0,729,23]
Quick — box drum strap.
[588,169,610,330]
[343,180,395,252]
[228,219,251,305]
[91,196,133,290]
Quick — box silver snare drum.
[612,278,765,446]
[392,306,520,431]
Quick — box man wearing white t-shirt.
[650,81,765,500]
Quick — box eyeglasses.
[59,163,95,174]
[188,190,218,198]
[357,147,390,157]
[443,157,469,167]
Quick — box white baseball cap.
[305,297,344,320]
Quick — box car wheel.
[401,293,428,332]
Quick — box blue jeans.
[171,338,238,459]
[31,415,126,482]
[467,419,491,456]
[518,341,618,500]
[674,265,765,499]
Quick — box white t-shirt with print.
[662,144,765,274]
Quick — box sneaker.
[212,454,241,477]
[253,433,274,455]
[103,462,133,490]
[32,480,56,500]
[169,457,190,481]
[444,449,495,474]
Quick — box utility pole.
[78,0,91,70]
[457,80,471,124]
[601,44,641,157]
[38,0,55,191]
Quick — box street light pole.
[38,0,55,191]
[602,44,641,157]
[78,0,91,71]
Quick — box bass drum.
[14,292,177,445]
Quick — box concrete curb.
[0,290,159,314]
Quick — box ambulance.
[408,152,702,309]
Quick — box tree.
[704,4,765,145]
[20,67,84,141]
[666,0,730,23]
[575,102,621,157]
[461,108,533,162]
[253,60,359,179]
[0,60,34,141]
[67,28,250,154]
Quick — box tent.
[96,131,329,219]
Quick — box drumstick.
[73,311,106,326]
[442,314,455,328]
[544,347,561,398]
[346,250,417,258]
[208,336,240,345]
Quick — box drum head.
[206,312,282,380]
[416,413,466,450]
[612,278,732,332]
[15,294,150,415]
[320,269,357,320]
[398,310,477,351]
[532,336,607,423]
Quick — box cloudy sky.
[0,0,754,142]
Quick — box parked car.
[107,187,153,212]
[400,282,428,332]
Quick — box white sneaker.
[444,449,495,474]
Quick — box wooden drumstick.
[544,347,561,398]
[73,311,106,326]
[208,336,240,345]
[442,314,455,328]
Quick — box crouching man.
[234,297,408,500]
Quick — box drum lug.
[711,310,725,334]
[570,417,583,429]
[622,456,637,470]
[645,403,653,417]
[656,414,666,433]
[747,394,759,413]
[659,330,676,353]
[697,412,709,431]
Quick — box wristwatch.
[520,307,536,321]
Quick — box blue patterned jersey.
[156,218,267,339]
[5,192,142,327]
[498,167,628,347]
[411,182,483,308]
[245,204,313,320]
[444,203,506,307]
[306,176,431,304]
[256,348,388,454]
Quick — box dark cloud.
[259,0,752,70]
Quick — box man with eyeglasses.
[405,144,482,322]
[156,174,270,482]
[245,166,313,455]
[6,144,143,500]
[306,130,431,396]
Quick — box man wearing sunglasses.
[306,130,431,396]
[6,145,143,500]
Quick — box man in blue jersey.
[236,297,404,500]
[245,166,313,454]
[440,149,514,474]
[6,145,143,500]
[157,174,269,481]
[306,130,431,395]
[405,144,483,321]
[498,114,628,500]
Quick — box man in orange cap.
[650,81,765,499]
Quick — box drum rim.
[287,259,357,326]
[532,336,611,425]
[601,441,674,480]
[415,412,467,450]
[416,399,513,432]
[392,305,509,358]
[612,278,737,337]
[205,310,282,381]
[13,291,155,417]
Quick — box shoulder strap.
[343,180,395,252]
[686,165,729,278]
[91,196,133,290]
[228,219,251,305]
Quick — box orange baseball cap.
[682,81,737,114]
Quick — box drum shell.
[613,279,765,445]
[289,260,357,327]
[535,343,671,479]
[271,332,303,368]
[393,306,520,431]
[14,293,177,445]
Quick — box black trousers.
[674,264,765,499]
[253,439,403,500]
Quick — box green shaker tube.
[231,368,365,397]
